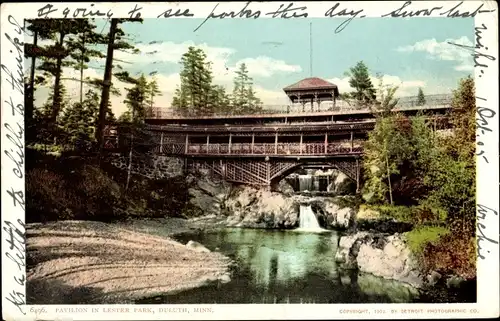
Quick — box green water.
[137,228,421,304]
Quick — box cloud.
[396,36,474,71]
[235,56,302,78]
[327,74,427,97]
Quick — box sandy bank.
[26,220,232,304]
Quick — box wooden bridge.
[104,101,452,190]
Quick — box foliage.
[146,77,162,108]
[362,114,412,203]
[172,46,215,116]
[231,63,263,114]
[344,61,376,105]
[405,226,450,256]
[27,19,99,122]
[422,234,476,279]
[421,76,476,235]
[26,149,189,223]
[416,87,426,106]
[375,74,399,114]
[123,74,150,123]
[172,48,263,116]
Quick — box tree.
[27,19,96,123]
[362,114,412,204]
[416,87,426,106]
[231,63,262,114]
[146,77,162,108]
[345,61,376,105]
[375,74,399,114]
[421,76,476,234]
[123,74,149,123]
[172,47,215,116]
[209,84,231,115]
[65,21,106,104]
[97,18,142,151]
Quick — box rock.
[427,271,442,286]
[186,240,210,253]
[276,179,295,196]
[185,176,231,217]
[335,232,369,267]
[311,198,354,229]
[446,275,465,289]
[335,232,424,288]
[223,186,299,229]
[219,273,231,284]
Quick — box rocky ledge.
[335,231,424,288]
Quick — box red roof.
[283,77,338,91]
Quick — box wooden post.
[274,132,278,154]
[324,133,328,154]
[251,134,255,154]
[206,135,210,154]
[160,132,164,154]
[185,134,189,154]
[300,134,303,154]
[356,158,360,193]
[350,131,354,152]
[228,133,232,154]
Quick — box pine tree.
[146,77,162,108]
[345,61,376,105]
[231,63,262,114]
[172,47,215,116]
[123,74,149,123]
[97,18,142,150]
[65,21,106,104]
[27,19,96,123]
[416,87,426,106]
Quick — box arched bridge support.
[186,157,362,192]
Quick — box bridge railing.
[154,141,364,156]
[145,94,453,119]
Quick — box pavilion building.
[283,77,340,112]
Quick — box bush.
[370,204,415,223]
[422,234,476,280]
[405,226,450,256]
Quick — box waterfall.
[298,175,313,192]
[297,205,323,231]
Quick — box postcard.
[1,1,499,320]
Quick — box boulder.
[185,175,231,217]
[186,240,210,253]
[335,232,424,288]
[224,186,299,228]
[276,179,295,196]
[310,197,355,229]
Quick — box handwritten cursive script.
[2,13,27,316]
[325,3,365,33]
[194,2,261,32]
[448,24,496,74]
[477,204,499,260]
[37,3,113,18]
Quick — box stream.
[136,227,421,304]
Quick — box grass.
[405,226,450,256]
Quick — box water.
[136,228,420,304]
[298,175,313,192]
[291,175,329,192]
[297,205,325,232]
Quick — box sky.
[30,17,475,116]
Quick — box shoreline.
[26,220,232,304]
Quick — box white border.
[1,1,498,320]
